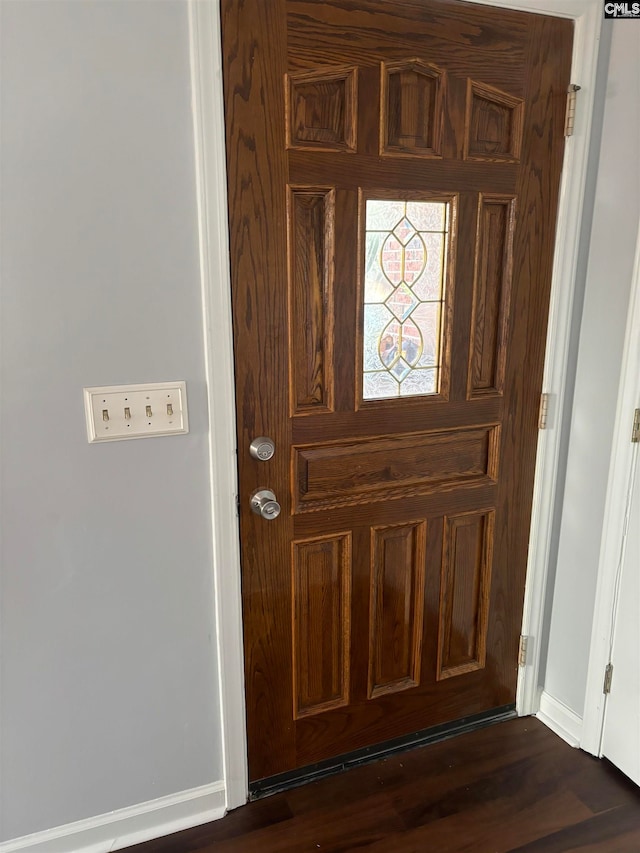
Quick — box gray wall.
[544,22,640,716]
[0,0,222,840]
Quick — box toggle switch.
[102,409,109,422]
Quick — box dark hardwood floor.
[128,718,640,852]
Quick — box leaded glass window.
[362,199,449,400]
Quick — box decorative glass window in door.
[362,199,449,400]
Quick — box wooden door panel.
[222,0,573,784]
[468,194,516,398]
[292,532,352,718]
[464,80,525,163]
[368,520,427,698]
[380,60,446,158]
[288,187,335,415]
[449,191,480,400]
[437,510,494,680]
[286,66,358,153]
[294,425,499,511]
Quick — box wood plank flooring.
[127,718,640,852]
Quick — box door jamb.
[188,0,248,810]
[581,220,640,756]
[188,0,602,806]
[490,0,604,718]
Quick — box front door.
[222,0,572,785]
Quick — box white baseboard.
[536,690,583,748]
[0,781,226,853]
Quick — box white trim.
[188,0,248,810]
[0,783,225,853]
[469,0,597,17]
[188,0,603,800]
[515,0,603,717]
[537,691,583,748]
[581,218,640,756]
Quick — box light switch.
[84,382,189,443]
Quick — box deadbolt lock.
[249,436,276,461]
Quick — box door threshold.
[249,704,517,800]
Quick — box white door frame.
[188,0,603,809]
[581,219,640,756]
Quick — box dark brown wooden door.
[222,0,572,784]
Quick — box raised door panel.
[287,66,358,152]
[288,187,336,413]
[294,425,500,511]
[464,80,524,163]
[437,510,494,680]
[368,521,427,697]
[468,194,516,397]
[293,533,352,718]
[380,60,446,158]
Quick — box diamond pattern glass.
[393,218,416,244]
[385,282,419,321]
[363,199,448,400]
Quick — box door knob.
[250,489,281,520]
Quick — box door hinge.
[235,494,240,516]
[518,635,529,667]
[538,393,551,430]
[603,663,614,695]
[632,408,640,443]
[564,84,581,137]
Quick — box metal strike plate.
[249,436,276,461]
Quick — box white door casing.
[582,214,640,761]
[601,445,640,784]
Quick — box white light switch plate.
[84,382,189,442]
